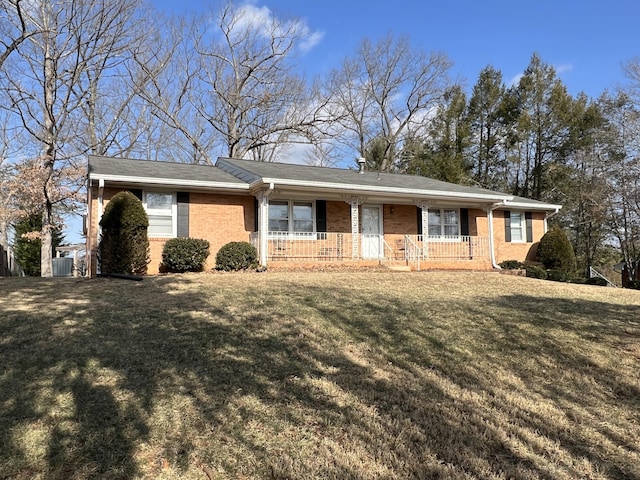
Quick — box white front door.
[362,205,383,258]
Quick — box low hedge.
[162,238,210,273]
[215,241,258,271]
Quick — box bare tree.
[0,0,148,276]
[135,3,327,164]
[324,34,452,172]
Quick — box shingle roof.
[88,155,248,186]
[87,155,561,211]
[216,157,510,200]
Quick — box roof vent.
[357,157,366,174]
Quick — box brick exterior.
[88,187,255,275]
[494,210,545,264]
[88,189,548,275]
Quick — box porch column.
[256,188,272,268]
[417,201,429,259]
[346,196,362,259]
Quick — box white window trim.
[268,199,316,239]
[143,191,177,238]
[509,210,526,243]
[427,208,461,241]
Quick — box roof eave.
[88,173,250,191]
[251,177,511,203]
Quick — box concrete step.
[388,265,412,272]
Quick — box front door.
[362,205,383,258]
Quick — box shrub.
[99,191,150,275]
[627,280,640,290]
[547,268,570,282]
[585,277,609,287]
[537,226,576,276]
[215,241,258,271]
[525,264,547,280]
[162,238,210,273]
[499,260,525,270]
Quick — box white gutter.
[250,178,511,203]
[543,206,561,233]
[89,174,250,190]
[487,202,504,270]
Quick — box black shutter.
[129,189,142,200]
[177,192,189,237]
[417,207,423,235]
[460,208,469,236]
[504,210,511,242]
[316,200,327,232]
[525,212,533,242]
[254,197,259,233]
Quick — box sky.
[66,0,640,244]
[151,0,640,99]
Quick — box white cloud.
[508,73,524,87]
[554,63,573,75]
[233,2,324,54]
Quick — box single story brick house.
[86,155,561,275]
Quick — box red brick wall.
[88,187,255,275]
[494,210,545,264]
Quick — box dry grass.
[1,271,639,479]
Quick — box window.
[269,200,315,235]
[506,210,532,243]
[509,211,524,242]
[428,208,459,237]
[144,192,176,237]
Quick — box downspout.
[258,183,274,268]
[487,202,505,270]
[543,207,560,233]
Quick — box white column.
[257,188,272,268]
[347,197,361,259]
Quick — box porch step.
[388,265,412,272]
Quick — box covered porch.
[250,232,492,270]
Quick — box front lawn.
[1,271,639,479]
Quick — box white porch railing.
[250,232,490,262]
[404,235,489,260]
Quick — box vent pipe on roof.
[357,157,366,174]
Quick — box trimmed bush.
[537,226,576,276]
[99,191,150,275]
[162,238,210,273]
[215,241,258,271]
[585,277,608,287]
[547,268,570,282]
[627,280,640,290]
[499,260,525,270]
[525,264,547,279]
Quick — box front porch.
[250,232,492,270]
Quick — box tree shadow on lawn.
[1,277,639,479]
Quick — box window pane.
[146,193,173,213]
[292,203,313,232]
[428,225,441,236]
[444,210,458,226]
[293,220,313,232]
[510,212,523,241]
[444,225,459,236]
[268,202,289,232]
[148,215,173,236]
[428,210,441,235]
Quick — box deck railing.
[250,232,490,262]
[405,235,489,260]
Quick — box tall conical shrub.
[99,191,150,275]
[537,226,576,276]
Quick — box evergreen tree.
[13,213,64,276]
[407,85,472,183]
[467,66,509,190]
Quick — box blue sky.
[151,0,640,98]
